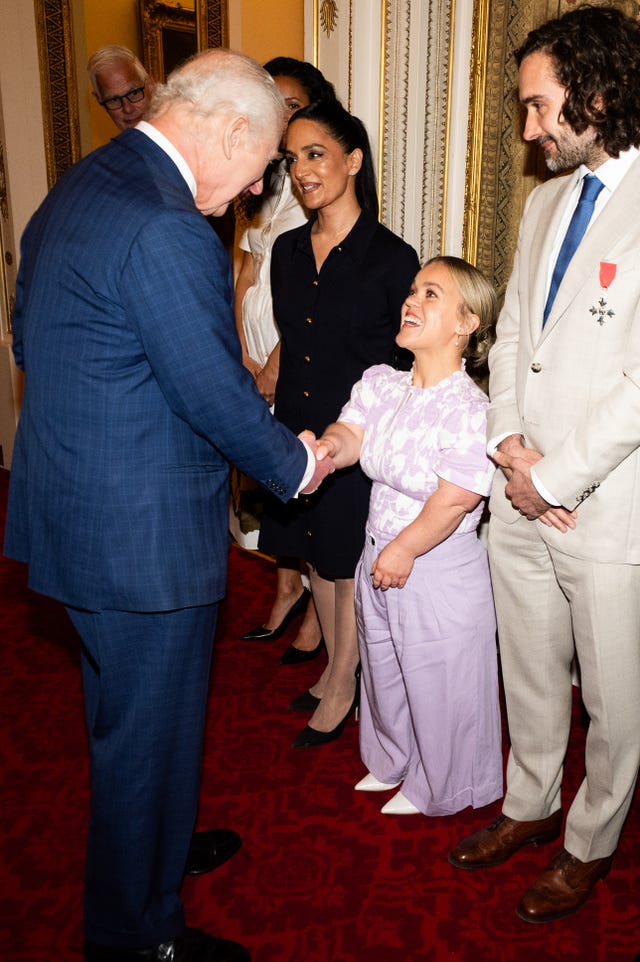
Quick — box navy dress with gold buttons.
[259,209,420,579]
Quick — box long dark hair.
[263,57,337,105]
[287,100,379,218]
[235,59,339,226]
[516,5,640,156]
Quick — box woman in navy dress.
[259,100,419,746]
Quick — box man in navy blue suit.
[4,49,331,962]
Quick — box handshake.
[299,430,336,495]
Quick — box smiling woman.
[258,100,420,751]
[312,255,502,816]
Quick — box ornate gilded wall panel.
[34,0,81,188]
[380,0,452,261]
[196,0,228,50]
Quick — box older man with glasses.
[88,44,156,130]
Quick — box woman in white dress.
[234,59,338,664]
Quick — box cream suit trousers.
[488,513,640,862]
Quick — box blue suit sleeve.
[121,210,307,500]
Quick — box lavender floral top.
[338,364,495,538]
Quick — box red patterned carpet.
[0,466,638,962]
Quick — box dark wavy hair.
[235,58,339,226]
[286,100,379,218]
[516,4,640,156]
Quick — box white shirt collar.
[135,120,197,199]
[578,144,640,194]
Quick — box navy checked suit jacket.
[4,130,307,611]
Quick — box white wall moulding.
[305,0,453,263]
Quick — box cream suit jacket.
[488,156,640,563]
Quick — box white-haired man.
[88,44,156,131]
[5,49,332,962]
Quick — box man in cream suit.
[449,6,640,923]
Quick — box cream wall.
[229,0,303,62]
[0,0,46,467]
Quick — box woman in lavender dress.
[315,256,503,816]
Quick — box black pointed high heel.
[280,636,325,665]
[288,690,321,712]
[240,588,310,641]
[291,666,360,748]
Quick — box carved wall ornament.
[0,141,8,223]
[320,0,339,37]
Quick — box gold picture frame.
[140,2,198,84]
[34,0,228,189]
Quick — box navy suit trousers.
[66,603,218,948]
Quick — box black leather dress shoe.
[85,927,250,961]
[240,589,310,641]
[280,637,324,665]
[184,829,241,876]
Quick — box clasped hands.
[298,430,413,589]
[299,430,336,494]
[493,435,577,533]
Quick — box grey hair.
[146,48,285,145]
[87,44,148,89]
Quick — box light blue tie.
[543,173,604,326]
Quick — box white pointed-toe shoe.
[354,773,402,792]
[380,790,420,815]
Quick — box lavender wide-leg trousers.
[355,526,503,815]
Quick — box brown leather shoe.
[516,848,614,923]
[448,810,562,870]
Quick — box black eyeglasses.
[99,84,146,112]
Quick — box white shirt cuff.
[293,441,316,497]
[530,466,561,507]
[487,431,518,457]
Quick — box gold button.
[303,390,310,397]
[312,280,318,286]
[306,530,312,537]
[306,316,313,324]
[304,355,311,363]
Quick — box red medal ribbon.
[599,262,616,289]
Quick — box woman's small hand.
[256,359,278,405]
[315,435,338,461]
[371,542,415,590]
[242,353,262,380]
